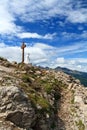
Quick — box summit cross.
[21,42,26,63]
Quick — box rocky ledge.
[0,58,87,130]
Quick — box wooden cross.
[21,42,26,63]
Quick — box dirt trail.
[58,89,74,130]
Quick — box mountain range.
[55,67,87,87]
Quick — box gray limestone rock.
[0,86,35,129]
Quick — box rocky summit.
[0,57,87,130]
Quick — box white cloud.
[33,43,53,50]
[0,42,87,72]
[43,33,56,39]
[0,0,22,35]
[53,58,87,72]
[54,42,87,56]
[10,0,87,23]
[0,42,7,47]
[73,58,87,64]
[56,57,65,64]
[67,9,87,23]
[17,32,56,39]
[69,60,76,65]
[25,43,54,64]
[0,44,21,62]
[0,42,50,64]
[18,33,42,39]
[0,0,87,36]
[61,31,87,40]
[0,0,87,73]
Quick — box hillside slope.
[0,58,87,130]
[55,66,87,87]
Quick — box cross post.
[21,42,26,63]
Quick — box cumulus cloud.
[56,57,65,64]
[8,0,70,22]
[0,42,87,72]
[0,0,87,72]
[67,9,87,23]
[0,0,87,36]
[0,42,51,64]
[0,44,21,62]
[33,43,54,49]
[17,32,56,39]
[53,57,87,72]
[9,0,87,23]
[61,31,87,40]
[0,1,22,35]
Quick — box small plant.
[72,89,75,94]
[71,90,75,104]
[75,120,85,130]
[70,107,76,113]
[22,74,32,83]
[71,96,74,104]
[37,97,50,110]
[44,83,53,94]
[51,121,56,129]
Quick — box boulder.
[0,86,35,129]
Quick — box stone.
[6,111,23,127]
[12,61,17,65]
[74,95,83,103]
[68,83,73,89]
[0,86,35,129]
[84,96,87,104]
[0,77,3,81]
[74,79,80,84]
[35,70,42,75]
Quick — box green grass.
[71,96,74,104]
[71,90,75,104]
[28,93,52,114]
[75,120,85,130]
[44,83,53,94]
[19,67,66,116]
[22,74,32,83]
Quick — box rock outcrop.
[0,84,61,130]
[0,86,35,130]
[0,59,87,130]
[54,70,87,130]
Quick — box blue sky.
[0,0,87,72]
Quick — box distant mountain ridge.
[55,66,87,87]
